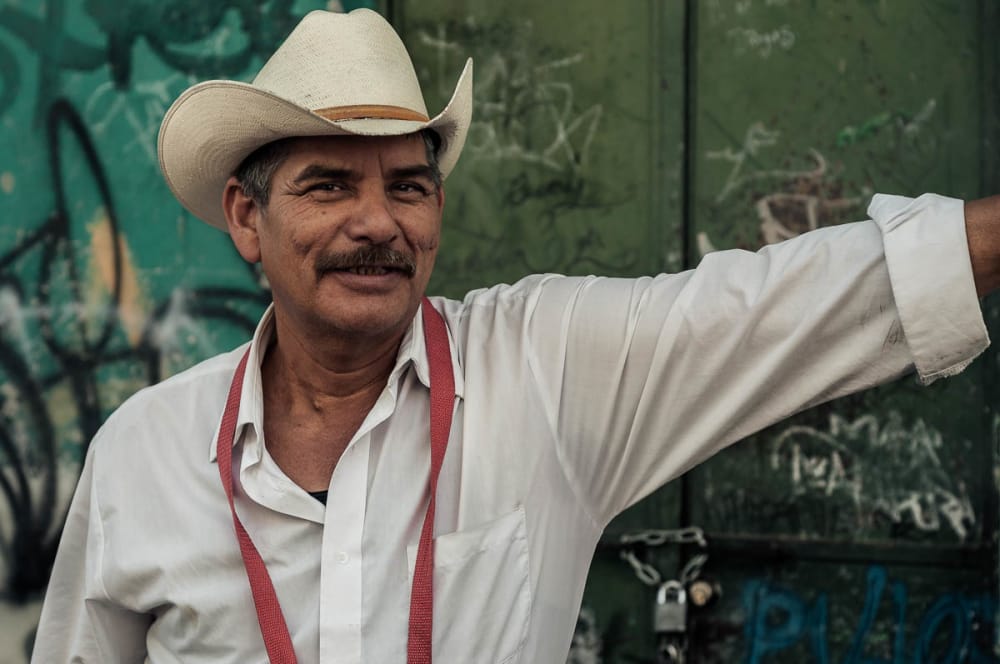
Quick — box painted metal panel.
[685,1,999,661]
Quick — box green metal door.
[395,1,1000,661]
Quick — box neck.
[258,311,409,491]
[263,312,406,404]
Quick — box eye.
[302,181,350,200]
[392,181,431,198]
[309,182,345,192]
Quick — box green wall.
[397,1,1000,660]
[1,1,998,662]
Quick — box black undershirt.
[309,490,328,505]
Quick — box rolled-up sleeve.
[870,193,988,382]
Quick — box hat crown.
[252,9,429,117]
[158,8,472,231]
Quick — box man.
[31,7,1000,663]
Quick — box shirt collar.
[403,298,465,399]
[209,299,464,462]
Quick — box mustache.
[314,245,417,277]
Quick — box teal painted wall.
[0,1,375,659]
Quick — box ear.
[436,183,445,211]
[222,176,262,264]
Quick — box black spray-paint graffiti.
[0,0,323,118]
[0,1,369,612]
[0,99,268,604]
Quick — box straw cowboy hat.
[157,9,473,231]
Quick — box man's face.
[240,134,444,344]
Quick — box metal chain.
[619,526,707,549]
[680,553,708,585]
[617,527,708,588]
[619,549,662,586]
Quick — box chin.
[318,299,417,339]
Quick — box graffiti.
[706,122,782,203]
[410,17,637,293]
[417,19,602,175]
[702,122,863,251]
[0,99,268,658]
[752,149,862,244]
[703,98,946,253]
[84,74,189,164]
[0,1,388,658]
[743,566,997,663]
[0,1,342,117]
[836,100,938,148]
[769,413,976,541]
[727,25,796,58]
[465,49,602,174]
[700,411,979,543]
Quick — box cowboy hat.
[157,9,473,231]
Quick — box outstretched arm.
[519,194,987,524]
[966,195,1000,296]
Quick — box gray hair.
[234,130,442,207]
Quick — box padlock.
[654,580,688,634]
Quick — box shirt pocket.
[407,506,532,664]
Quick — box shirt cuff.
[868,193,989,383]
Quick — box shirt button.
[336,551,349,564]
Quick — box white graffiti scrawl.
[418,19,602,175]
[770,412,976,540]
[701,122,863,252]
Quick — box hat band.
[312,104,430,123]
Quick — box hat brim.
[158,59,472,231]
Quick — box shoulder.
[434,273,652,340]
[428,274,616,371]
[432,274,599,325]
[89,344,248,462]
[115,344,246,417]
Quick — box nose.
[344,184,399,245]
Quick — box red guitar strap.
[215,298,454,663]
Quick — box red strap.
[216,350,297,663]
[407,299,455,663]
[215,298,454,664]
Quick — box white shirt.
[33,194,988,663]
